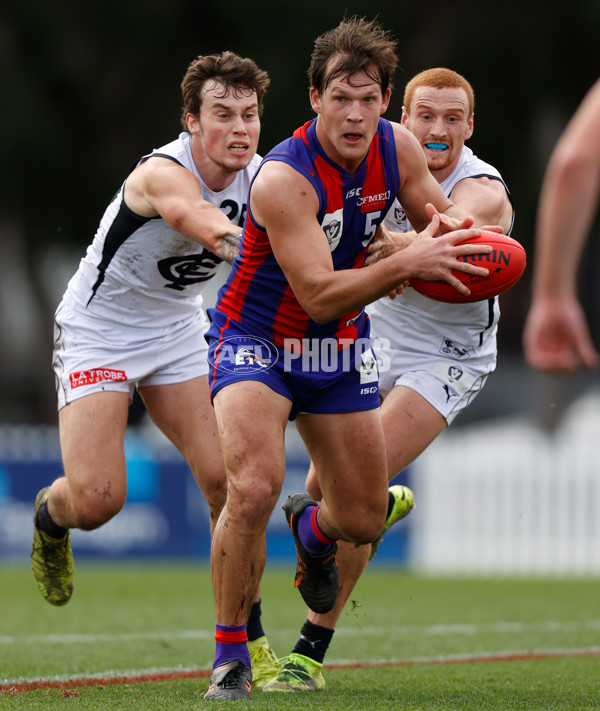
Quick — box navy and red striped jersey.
[215,117,400,348]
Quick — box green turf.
[1,563,599,709]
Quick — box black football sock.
[292,620,334,665]
[36,500,68,538]
[246,599,266,642]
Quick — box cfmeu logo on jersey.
[158,250,222,291]
[208,335,279,374]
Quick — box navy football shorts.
[205,309,380,421]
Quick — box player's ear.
[380,88,391,115]
[464,113,474,141]
[309,87,321,114]
[186,112,200,135]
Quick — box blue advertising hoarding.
[0,427,411,564]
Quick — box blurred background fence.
[412,405,600,575]
[3,384,600,574]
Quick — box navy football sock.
[296,504,335,556]
[36,500,68,539]
[293,620,334,664]
[246,599,265,642]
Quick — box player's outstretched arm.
[125,157,242,263]
[447,176,513,234]
[523,79,600,373]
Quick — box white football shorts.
[369,295,498,425]
[53,302,210,410]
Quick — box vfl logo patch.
[390,204,408,231]
[447,365,464,382]
[322,209,343,252]
[359,347,378,384]
[158,250,223,291]
[70,368,127,389]
[433,360,473,395]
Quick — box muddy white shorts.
[53,302,210,410]
[368,294,498,425]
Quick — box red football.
[408,231,526,304]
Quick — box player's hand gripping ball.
[409,231,526,304]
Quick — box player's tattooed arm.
[218,230,243,264]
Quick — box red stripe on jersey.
[272,283,310,349]
[360,134,388,212]
[218,218,270,322]
[332,250,367,345]
[271,153,344,347]
[293,123,307,141]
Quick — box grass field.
[1,562,599,709]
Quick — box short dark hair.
[308,17,398,95]
[180,51,270,130]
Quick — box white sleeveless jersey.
[61,132,261,328]
[371,146,514,348]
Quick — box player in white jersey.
[55,132,261,410]
[59,131,259,332]
[372,141,513,418]
[30,50,280,687]
[263,68,514,693]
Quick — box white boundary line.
[3,646,600,689]
[3,619,600,646]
